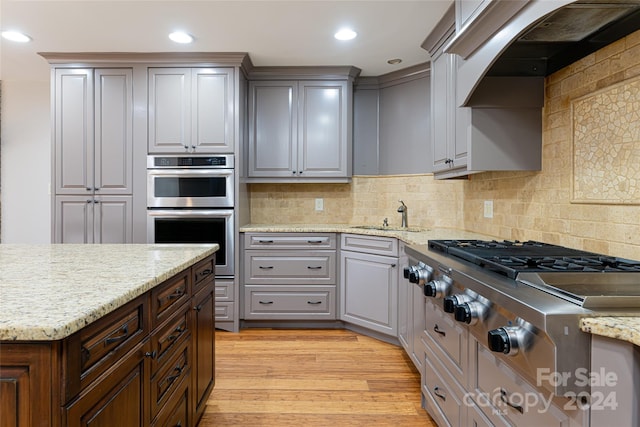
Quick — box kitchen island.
[0,244,218,427]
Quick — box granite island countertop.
[0,244,218,341]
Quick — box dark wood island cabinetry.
[0,244,217,427]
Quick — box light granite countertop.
[241,223,640,347]
[0,244,218,342]
[239,223,497,245]
[580,317,640,347]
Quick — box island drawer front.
[151,337,191,420]
[66,295,149,399]
[150,302,191,376]
[244,251,336,285]
[244,286,336,319]
[341,233,398,256]
[151,271,191,326]
[152,373,190,427]
[244,232,337,250]
[193,255,215,291]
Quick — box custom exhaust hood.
[448,0,640,106]
[487,0,640,77]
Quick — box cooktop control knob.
[488,326,527,356]
[424,275,452,298]
[407,263,434,285]
[443,294,472,313]
[453,301,487,325]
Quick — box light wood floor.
[199,328,437,426]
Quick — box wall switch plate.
[483,200,493,218]
[315,198,324,211]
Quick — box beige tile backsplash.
[248,29,640,260]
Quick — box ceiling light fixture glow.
[334,28,357,41]
[169,31,194,44]
[1,31,31,43]
[387,58,402,65]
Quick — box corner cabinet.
[339,234,398,337]
[247,67,359,182]
[52,68,134,243]
[148,67,234,153]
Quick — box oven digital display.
[154,157,227,167]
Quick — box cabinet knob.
[292,171,297,174]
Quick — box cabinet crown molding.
[248,65,361,81]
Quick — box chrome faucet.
[397,200,408,228]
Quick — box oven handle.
[147,209,235,218]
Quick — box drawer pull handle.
[144,351,157,359]
[257,240,274,244]
[307,240,323,244]
[307,266,322,270]
[307,301,322,305]
[197,268,213,279]
[164,365,185,387]
[500,388,524,414]
[259,301,274,305]
[433,386,446,401]
[433,324,446,337]
[259,266,274,270]
[167,288,185,300]
[105,324,129,345]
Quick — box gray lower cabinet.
[52,67,134,243]
[340,234,398,336]
[398,242,427,371]
[247,70,357,182]
[242,232,337,320]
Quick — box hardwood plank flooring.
[199,328,437,426]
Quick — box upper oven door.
[147,168,234,208]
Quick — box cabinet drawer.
[151,271,190,326]
[66,295,148,398]
[244,232,337,249]
[473,342,569,426]
[422,342,464,427]
[152,373,189,427]
[193,255,215,291]
[423,298,467,386]
[150,302,191,376]
[244,286,336,319]
[215,302,235,321]
[341,233,398,256]
[151,337,190,419]
[215,278,234,302]
[244,251,336,285]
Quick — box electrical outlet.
[484,200,493,218]
[315,198,324,211]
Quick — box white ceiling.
[0,0,452,81]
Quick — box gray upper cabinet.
[247,68,358,182]
[148,67,234,153]
[53,68,134,243]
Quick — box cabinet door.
[148,68,191,153]
[93,196,133,243]
[55,68,94,195]
[340,250,398,336]
[65,341,150,427]
[298,81,349,178]
[430,53,454,173]
[55,196,94,243]
[192,68,234,153]
[94,69,133,195]
[192,282,215,422]
[248,81,298,177]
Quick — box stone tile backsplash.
[248,29,640,260]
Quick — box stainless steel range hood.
[488,0,640,77]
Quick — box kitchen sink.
[350,225,427,233]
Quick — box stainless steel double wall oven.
[147,154,234,276]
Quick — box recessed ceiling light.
[169,31,194,44]
[1,31,31,43]
[334,28,357,41]
[387,58,403,65]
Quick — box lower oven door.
[147,209,234,276]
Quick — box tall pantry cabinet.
[53,68,134,243]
